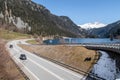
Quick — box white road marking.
[28,58,65,80]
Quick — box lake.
[43,38,120,45]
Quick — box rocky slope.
[0,0,85,37]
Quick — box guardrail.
[83,44,120,54]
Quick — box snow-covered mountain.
[79,22,106,29]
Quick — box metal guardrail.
[84,44,120,54]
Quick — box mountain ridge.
[0,0,85,37]
[88,20,120,38]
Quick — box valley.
[0,0,120,80]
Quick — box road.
[6,39,85,80]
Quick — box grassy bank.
[0,29,30,40]
[26,40,39,44]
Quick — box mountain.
[79,22,106,29]
[0,0,85,37]
[89,20,120,38]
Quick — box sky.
[32,0,120,25]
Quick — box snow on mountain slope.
[79,22,106,29]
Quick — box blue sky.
[32,0,120,25]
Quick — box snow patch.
[91,51,116,80]
[79,22,106,29]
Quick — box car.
[9,45,13,48]
[19,54,27,60]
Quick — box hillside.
[0,0,85,37]
[88,20,120,38]
[0,28,30,40]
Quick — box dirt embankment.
[19,44,98,73]
[0,40,25,80]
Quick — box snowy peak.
[79,22,106,29]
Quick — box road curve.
[6,39,85,80]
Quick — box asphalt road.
[6,39,85,80]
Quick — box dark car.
[19,54,27,60]
[9,45,13,48]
